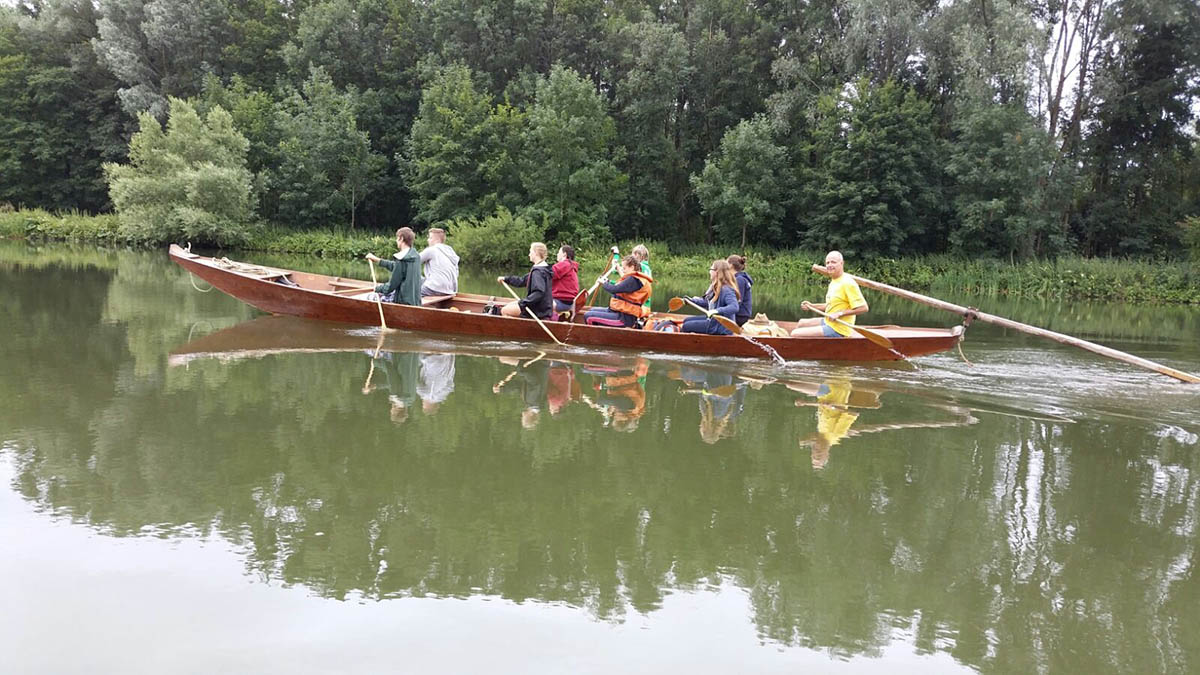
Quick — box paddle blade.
[713,314,742,335]
[668,297,684,311]
[852,325,894,350]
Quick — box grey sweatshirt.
[419,243,460,296]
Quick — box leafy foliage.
[444,206,546,268]
[273,68,387,230]
[691,116,791,248]
[104,98,256,244]
[519,65,626,247]
[0,0,1196,260]
[796,79,947,257]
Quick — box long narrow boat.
[169,244,964,362]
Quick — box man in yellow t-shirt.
[790,250,869,337]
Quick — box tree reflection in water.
[3,250,1199,674]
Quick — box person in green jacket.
[366,227,422,305]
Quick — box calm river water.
[2,242,1198,673]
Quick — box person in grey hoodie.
[419,227,460,297]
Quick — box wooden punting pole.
[812,264,1200,384]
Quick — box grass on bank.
[2,208,1197,304]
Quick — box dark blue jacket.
[734,271,753,325]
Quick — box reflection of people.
[363,351,420,424]
[673,366,744,444]
[495,357,550,429]
[681,259,740,335]
[791,250,868,337]
[365,227,422,305]
[546,362,581,416]
[498,242,554,319]
[591,359,649,432]
[419,228,460,297]
[417,353,456,415]
[794,379,860,469]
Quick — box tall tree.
[92,0,232,117]
[797,79,946,257]
[520,65,625,246]
[405,64,523,225]
[273,67,386,229]
[946,103,1061,258]
[1076,5,1199,256]
[691,116,791,248]
[0,0,125,211]
[608,19,691,238]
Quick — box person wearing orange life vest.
[584,256,652,328]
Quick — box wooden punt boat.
[169,244,964,362]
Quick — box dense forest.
[1,0,1198,258]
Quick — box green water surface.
[2,242,1198,674]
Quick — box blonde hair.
[708,259,740,300]
[530,242,548,261]
[632,244,649,262]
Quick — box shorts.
[821,322,843,337]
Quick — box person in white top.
[419,228,460,297]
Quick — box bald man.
[790,251,869,337]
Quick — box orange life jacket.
[608,272,653,318]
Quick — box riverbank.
[3,209,1197,303]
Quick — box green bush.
[1183,216,1200,263]
[447,207,547,268]
[104,98,257,246]
[0,209,121,243]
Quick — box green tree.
[797,79,946,257]
[608,18,691,238]
[273,67,387,229]
[1076,7,1199,257]
[104,97,256,244]
[946,103,1061,259]
[93,0,232,117]
[0,1,126,212]
[691,116,790,248]
[520,65,625,246]
[405,64,523,225]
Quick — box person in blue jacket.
[680,259,741,335]
[727,254,753,326]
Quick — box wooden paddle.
[804,306,895,349]
[572,251,619,309]
[500,280,567,346]
[366,258,392,332]
[812,263,1200,383]
[667,296,743,335]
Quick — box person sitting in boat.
[365,227,422,305]
[727,254,753,326]
[497,242,554,320]
[790,250,868,337]
[551,245,580,315]
[680,259,740,335]
[631,244,654,313]
[584,255,652,328]
[419,227,460,298]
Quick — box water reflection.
[4,243,1200,673]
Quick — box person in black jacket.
[497,242,554,320]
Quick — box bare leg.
[790,317,826,337]
[501,301,523,317]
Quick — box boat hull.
[169,245,962,362]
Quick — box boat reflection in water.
[169,315,978,449]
